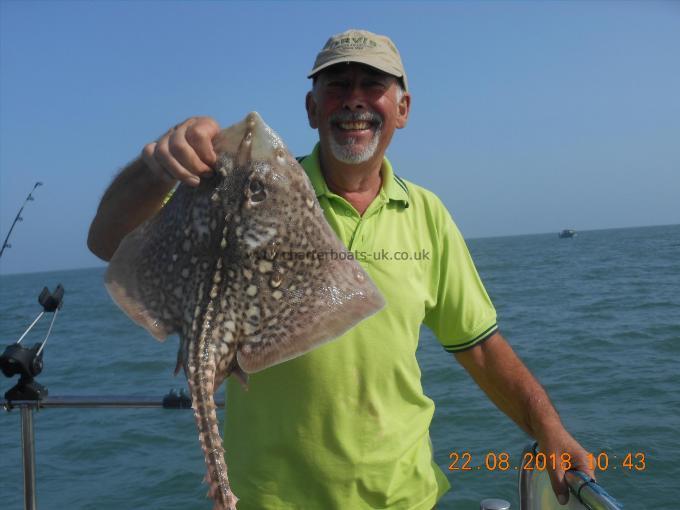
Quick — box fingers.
[142,116,220,187]
[545,463,569,506]
[185,118,219,168]
[155,129,201,186]
[169,119,216,174]
[571,448,596,481]
[541,439,594,506]
[141,141,174,183]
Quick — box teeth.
[339,121,371,130]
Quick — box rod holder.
[0,343,47,401]
[1,284,64,402]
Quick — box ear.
[396,91,411,129]
[305,91,318,129]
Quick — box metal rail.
[19,406,37,510]
[2,394,224,510]
[3,395,224,409]
[565,470,623,510]
[519,442,623,510]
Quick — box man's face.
[306,64,410,166]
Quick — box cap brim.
[307,56,403,82]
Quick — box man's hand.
[88,116,221,260]
[536,428,595,505]
[142,116,221,187]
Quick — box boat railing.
[3,398,625,510]
[2,394,224,510]
[519,442,624,510]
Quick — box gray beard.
[326,111,383,164]
[329,127,382,164]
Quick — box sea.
[1,224,678,509]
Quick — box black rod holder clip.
[39,284,64,313]
[1,284,64,403]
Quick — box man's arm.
[87,157,175,260]
[87,116,220,261]
[454,331,594,505]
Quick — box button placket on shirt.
[348,198,386,254]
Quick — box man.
[88,29,594,509]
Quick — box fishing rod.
[0,181,43,259]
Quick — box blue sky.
[1,0,678,274]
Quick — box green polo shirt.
[224,145,498,509]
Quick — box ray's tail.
[188,371,238,510]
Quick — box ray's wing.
[226,158,385,373]
[105,184,217,341]
[234,248,384,373]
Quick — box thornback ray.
[104,111,385,510]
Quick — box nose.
[341,81,367,111]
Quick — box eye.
[327,79,348,89]
[364,79,388,91]
[248,179,267,203]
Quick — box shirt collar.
[300,143,409,207]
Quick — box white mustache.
[329,111,383,126]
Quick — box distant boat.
[558,229,577,238]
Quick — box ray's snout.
[212,112,287,164]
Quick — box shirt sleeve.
[423,202,498,352]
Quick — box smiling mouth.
[337,121,373,131]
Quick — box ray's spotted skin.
[104,112,385,510]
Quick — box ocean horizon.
[2,222,678,277]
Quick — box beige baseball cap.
[307,29,408,91]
